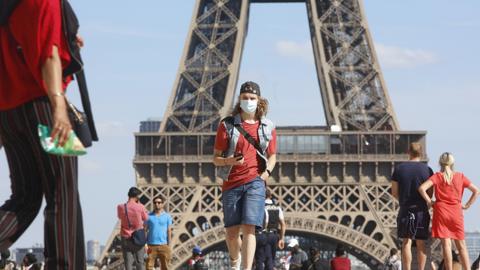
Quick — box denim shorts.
[222,177,266,229]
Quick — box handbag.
[124,203,147,246]
[67,102,92,147]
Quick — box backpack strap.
[234,123,263,154]
[0,0,21,26]
[124,203,132,229]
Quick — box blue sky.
[1,0,479,249]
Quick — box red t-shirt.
[214,120,276,191]
[330,257,351,270]
[117,201,148,238]
[0,0,72,110]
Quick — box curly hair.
[231,96,269,119]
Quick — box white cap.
[287,238,299,248]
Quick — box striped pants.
[0,97,86,269]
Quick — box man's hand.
[225,156,244,166]
[278,238,285,249]
[260,171,269,181]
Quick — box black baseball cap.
[240,81,261,96]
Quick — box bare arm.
[278,217,286,249]
[418,180,434,208]
[41,45,71,146]
[260,154,277,181]
[463,183,479,210]
[167,226,172,245]
[391,181,399,200]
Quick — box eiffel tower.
[97,0,439,269]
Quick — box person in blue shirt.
[145,196,173,270]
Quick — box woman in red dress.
[418,152,479,270]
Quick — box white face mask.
[240,99,258,114]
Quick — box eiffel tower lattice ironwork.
[97,0,439,269]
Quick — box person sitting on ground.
[383,248,401,270]
[187,246,207,270]
[330,244,351,270]
[287,239,308,270]
[301,246,327,270]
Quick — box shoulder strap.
[124,203,132,229]
[0,0,21,26]
[234,123,263,153]
[75,71,98,141]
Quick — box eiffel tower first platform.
[97,0,438,269]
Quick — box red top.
[429,172,471,239]
[330,257,351,270]
[430,172,471,205]
[117,201,148,238]
[0,0,72,110]
[214,120,277,191]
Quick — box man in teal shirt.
[145,196,173,270]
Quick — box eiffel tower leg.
[306,0,399,131]
[160,0,251,133]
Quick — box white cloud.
[97,121,130,137]
[375,43,439,69]
[275,40,438,69]
[275,40,313,63]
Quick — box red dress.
[429,172,471,240]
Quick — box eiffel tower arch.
[97,0,438,269]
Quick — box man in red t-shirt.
[117,187,149,270]
[0,0,86,268]
[213,81,277,270]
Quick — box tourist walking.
[330,244,351,270]
[117,187,148,270]
[418,152,479,270]
[0,0,90,268]
[254,189,286,270]
[213,81,277,270]
[391,142,433,270]
[146,196,173,270]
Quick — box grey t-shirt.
[289,249,308,269]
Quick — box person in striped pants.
[0,0,87,269]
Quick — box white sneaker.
[230,254,241,270]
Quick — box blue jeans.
[222,177,266,228]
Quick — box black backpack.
[265,202,280,231]
[0,0,20,26]
[0,0,98,145]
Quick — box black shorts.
[397,205,430,240]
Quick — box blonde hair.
[231,96,269,119]
[439,152,455,184]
